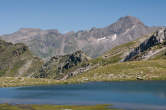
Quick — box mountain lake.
[0,81,166,110]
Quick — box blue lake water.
[0,81,166,110]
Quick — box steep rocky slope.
[34,51,90,79]
[124,27,166,61]
[0,39,43,77]
[0,16,157,59]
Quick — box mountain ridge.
[0,16,158,59]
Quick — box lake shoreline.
[0,103,120,110]
[0,76,166,88]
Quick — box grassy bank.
[1,60,166,87]
[0,104,120,110]
[0,77,62,87]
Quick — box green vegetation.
[0,40,43,77]
[1,30,166,87]
[149,48,166,60]
[103,36,147,57]
[0,77,71,87]
[33,50,89,79]
[0,104,120,110]
[68,60,166,82]
[1,59,166,87]
[90,53,122,66]
[89,35,150,66]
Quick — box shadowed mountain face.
[0,16,157,59]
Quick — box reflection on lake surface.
[0,81,166,110]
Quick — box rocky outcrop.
[124,27,166,61]
[12,44,28,56]
[33,50,90,79]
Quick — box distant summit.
[119,16,144,24]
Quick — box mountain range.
[0,16,158,59]
[1,16,166,81]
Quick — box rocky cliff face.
[0,39,43,77]
[33,50,90,79]
[0,16,157,59]
[124,27,166,61]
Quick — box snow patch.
[111,34,117,41]
[97,37,107,42]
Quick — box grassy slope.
[149,48,166,60]
[1,32,166,87]
[67,33,166,83]
[0,104,120,110]
[0,40,43,77]
[68,60,166,83]
[1,59,166,87]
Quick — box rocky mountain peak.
[118,16,144,25]
[105,16,147,35]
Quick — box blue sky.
[0,0,166,35]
